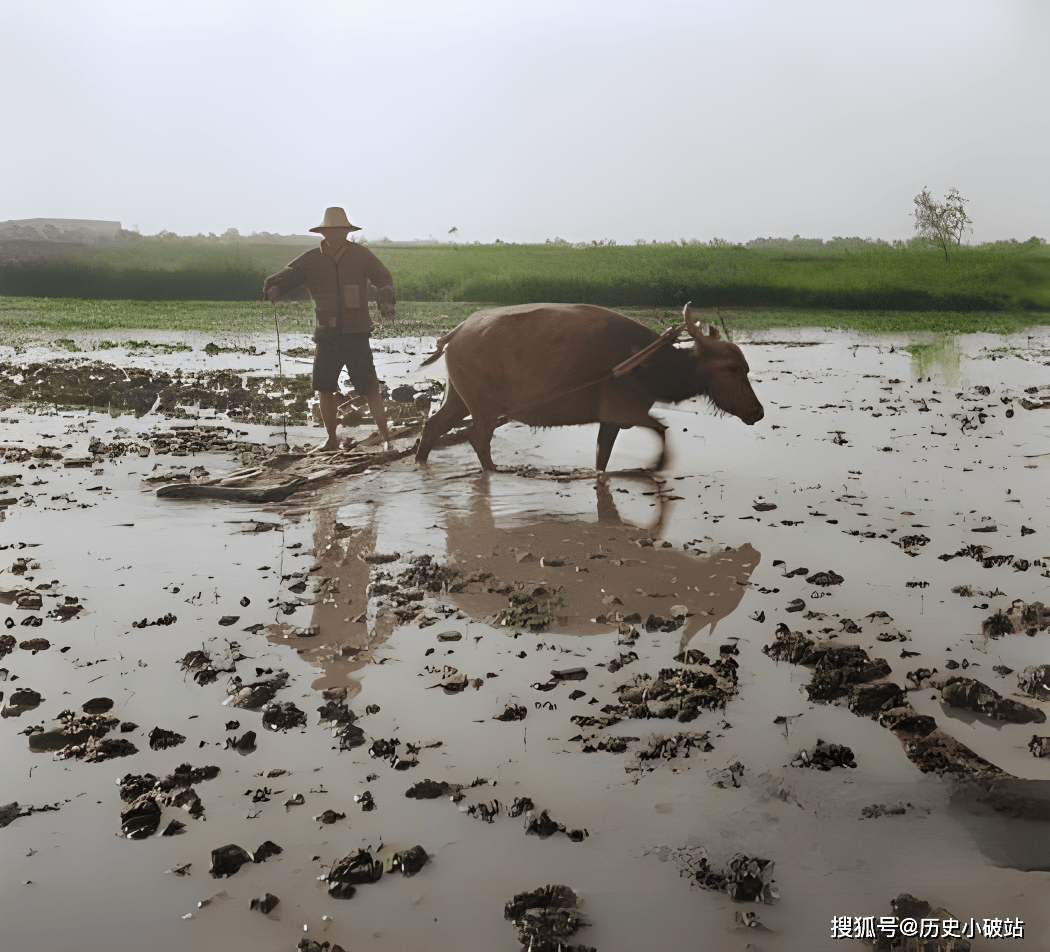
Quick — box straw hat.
[310,207,361,233]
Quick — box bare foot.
[308,438,340,455]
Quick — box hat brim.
[310,224,362,233]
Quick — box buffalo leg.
[415,382,470,464]
[596,422,620,472]
[466,416,499,471]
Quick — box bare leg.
[315,391,341,451]
[364,388,390,445]
[596,422,620,472]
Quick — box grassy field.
[0,235,1047,346]
[1,234,1047,309]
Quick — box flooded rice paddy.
[2,326,1050,951]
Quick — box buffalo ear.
[702,322,720,340]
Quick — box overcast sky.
[3,0,1047,244]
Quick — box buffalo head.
[682,302,764,425]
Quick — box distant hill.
[0,218,123,243]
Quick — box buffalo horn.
[683,301,720,341]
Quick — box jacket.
[262,244,395,338]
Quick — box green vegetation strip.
[1,236,1047,312]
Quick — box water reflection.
[903,334,962,385]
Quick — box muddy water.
[2,328,1050,951]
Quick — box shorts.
[311,333,379,395]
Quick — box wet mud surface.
[2,327,1050,950]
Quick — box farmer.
[263,206,395,452]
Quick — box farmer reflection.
[263,206,395,452]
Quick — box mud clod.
[941,677,1046,724]
[504,884,593,952]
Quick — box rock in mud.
[2,687,43,717]
[941,677,1046,724]
[179,644,241,686]
[0,802,22,829]
[644,613,682,633]
[316,810,346,824]
[494,703,528,721]
[18,637,49,653]
[437,630,462,642]
[551,667,588,681]
[1017,664,1050,701]
[628,733,713,775]
[262,700,307,731]
[805,645,892,703]
[440,670,468,692]
[790,739,857,770]
[981,599,1050,638]
[762,628,816,665]
[120,796,161,839]
[165,787,204,817]
[335,722,366,751]
[391,845,429,876]
[81,697,114,714]
[1028,736,1050,758]
[464,799,502,822]
[693,853,779,904]
[148,726,186,751]
[249,892,279,914]
[253,840,282,862]
[327,849,383,897]
[879,709,938,737]
[864,893,972,950]
[607,650,639,673]
[317,699,356,726]
[0,634,15,660]
[76,736,138,762]
[296,942,347,952]
[805,569,844,586]
[523,808,585,841]
[503,884,593,952]
[226,730,257,752]
[614,663,738,720]
[209,844,254,878]
[848,682,906,717]
[224,670,289,709]
[34,708,135,761]
[405,779,463,800]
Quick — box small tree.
[913,186,973,262]
[448,226,458,244]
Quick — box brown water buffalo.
[415,302,764,471]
